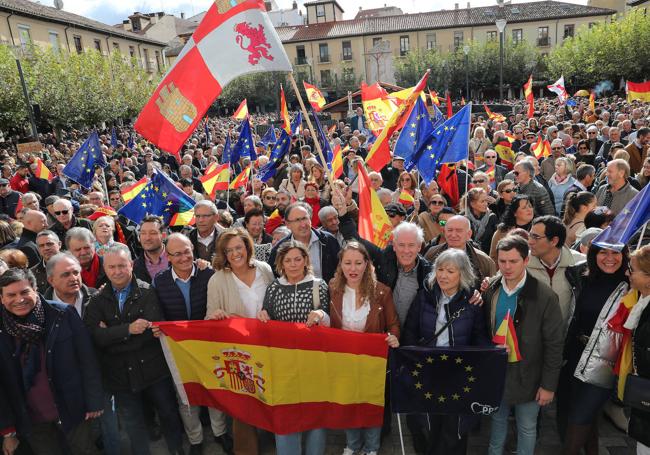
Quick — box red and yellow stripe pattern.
[229,165,251,190]
[157,318,388,435]
[121,176,149,203]
[280,85,291,134]
[201,163,230,198]
[232,99,249,120]
[34,158,53,182]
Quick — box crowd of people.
[0,95,649,455]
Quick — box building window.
[132,17,141,32]
[316,4,325,17]
[296,45,307,65]
[399,35,409,56]
[342,67,354,82]
[537,26,550,46]
[73,35,83,53]
[143,48,151,71]
[426,33,436,50]
[129,46,135,58]
[512,28,523,44]
[453,31,464,50]
[563,24,574,39]
[342,40,352,60]
[113,42,120,51]
[17,25,31,48]
[49,31,60,51]
[486,30,497,41]
[319,43,329,63]
[155,50,162,72]
[93,39,102,52]
[588,22,596,28]
[320,69,331,86]
[372,37,382,47]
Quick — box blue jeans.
[345,427,381,452]
[275,429,327,455]
[488,399,540,455]
[114,377,183,455]
[99,393,120,455]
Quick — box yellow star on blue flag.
[258,113,302,182]
[394,97,434,171]
[62,131,107,190]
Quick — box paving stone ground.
[143,403,636,454]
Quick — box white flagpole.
[396,413,406,455]
[637,221,648,250]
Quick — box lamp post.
[495,19,507,103]
[463,45,470,102]
[12,50,38,139]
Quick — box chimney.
[180,12,185,18]
[292,0,297,9]
[264,1,272,11]
[467,2,470,7]
[455,3,459,9]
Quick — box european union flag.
[415,104,471,185]
[390,346,506,415]
[127,133,135,150]
[394,97,434,172]
[62,131,107,190]
[431,103,445,129]
[111,127,118,148]
[258,113,301,182]
[592,183,650,251]
[231,118,255,163]
[311,109,334,171]
[259,125,277,147]
[222,134,233,165]
[118,169,195,225]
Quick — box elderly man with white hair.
[541,138,566,181]
[49,198,93,245]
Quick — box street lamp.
[10,48,38,139]
[495,19,507,103]
[462,45,470,102]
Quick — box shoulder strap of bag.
[312,278,321,310]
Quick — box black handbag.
[623,374,650,411]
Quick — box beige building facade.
[0,0,167,73]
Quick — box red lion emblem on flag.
[234,22,274,65]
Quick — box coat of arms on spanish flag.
[156,318,388,434]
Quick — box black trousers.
[22,419,100,455]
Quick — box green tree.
[0,46,31,133]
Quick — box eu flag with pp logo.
[62,131,107,190]
[394,97,434,172]
[415,104,471,185]
[118,169,195,225]
[390,346,506,415]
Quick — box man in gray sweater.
[595,159,638,215]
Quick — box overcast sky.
[56,0,588,26]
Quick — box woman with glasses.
[492,180,516,221]
[548,157,576,215]
[559,244,629,454]
[563,192,597,247]
[622,245,650,455]
[206,227,275,455]
[329,242,399,455]
[463,187,498,254]
[392,171,422,212]
[489,195,535,261]
[471,171,498,203]
[258,240,330,455]
[261,187,278,216]
[417,194,448,244]
[574,140,596,167]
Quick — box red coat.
[9,174,29,193]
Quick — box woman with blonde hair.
[392,171,422,211]
[92,216,116,256]
[206,227,275,455]
[469,126,493,162]
[548,156,576,215]
[308,162,331,201]
[329,241,399,455]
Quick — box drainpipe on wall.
[6,13,15,45]
[64,26,71,52]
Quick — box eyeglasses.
[54,210,69,215]
[501,189,514,194]
[168,249,193,258]
[286,216,310,224]
[225,245,245,255]
[485,155,497,159]
[529,233,547,241]
[430,200,445,206]
[387,213,401,218]
[552,147,563,151]
[473,179,486,184]
[578,146,588,150]
[264,196,277,201]
[588,131,597,135]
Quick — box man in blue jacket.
[0,268,103,454]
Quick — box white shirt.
[294,231,322,279]
[172,265,196,283]
[435,292,453,347]
[232,268,267,318]
[197,229,216,247]
[501,271,527,297]
[341,286,370,332]
[52,289,84,316]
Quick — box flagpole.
[464,104,472,214]
[287,72,335,188]
[396,413,406,455]
[637,221,648,250]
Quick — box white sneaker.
[342,448,355,455]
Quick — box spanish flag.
[626,80,650,102]
[589,90,596,112]
[169,209,196,226]
[201,163,230,198]
[357,161,392,248]
[331,144,345,179]
[361,81,398,136]
[485,165,496,186]
[157,318,388,434]
[303,81,326,112]
[121,176,149,203]
[483,103,506,122]
[492,310,522,363]
[229,165,251,190]
[232,99,249,120]
[264,208,283,234]
[280,85,291,134]
[523,75,534,119]
[445,92,453,118]
[609,288,639,400]
[531,135,551,159]
[429,89,440,106]
[398,190,414,207]
[494,138,516,170]
[365,71,429,172]
[33,158,53,182]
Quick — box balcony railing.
[341,52,353,61]
[537,37,550,46]
[295,56,308,65]
[318,55,330,63]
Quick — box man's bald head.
[444,215,473,249]
[22,210,48,233]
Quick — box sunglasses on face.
[54,210,69,215]
[430,200,444,206]
[552,147,563,151]
[473,179,486,184]
[501,188,514,194]
[513,171,520,176]
[485,155,497,159]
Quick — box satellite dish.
[53,0,64,10]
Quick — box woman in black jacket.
[627,245,650,453]
[402,248,490,455]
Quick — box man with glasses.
[152,234,233,455]
[49,198,93,245]
[384,202,407,228]
[32,230,62,293]
[519,131,538,156]
[586,126,603,155]
[0,177,20,216]
[188,200,222,262]
[108,190,122,210]
[541,139,565,181]
[478,150,508,185]
[269,201,340,282]
[595,159,639,215]
[514,160,555,216]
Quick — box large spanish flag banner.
[626,80,650,102]
[157,318,388,434]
